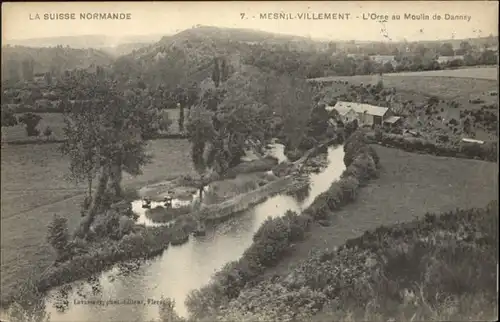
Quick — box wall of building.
[357,113,374,126]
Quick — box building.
[325,104,358,123]
[369,55,397,67]
[382,116,403,128]
[437,55,464,64]
[327,101,392,126]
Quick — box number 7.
[240,13,245,19]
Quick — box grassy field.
[1,109,182,143]
[0,139,194,300]
[312,70,498,102]
[262,145,498,279]
[383,66,498,80]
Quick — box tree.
[220,58,229,82]
[464,54,477,66]
[327,41,337,54]
[60,72,153,237]
[479,50,497,65]
[1,110,18,127]
[44,72,52,86]
[357,58,375,75]
[457,41,472,55]
[178,103,185,133]
[382,61,394,73]
[186,108,217,201]
[212,57,220,88]
[21,59,34,82]
[47,214,69,258]
[43,126,53,140]
[18,113,42,137]
[6,59,21,82]
[438,43,455,56]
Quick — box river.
[44,145,345,322]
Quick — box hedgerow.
[367,132,497,162]
[215,201,498,322]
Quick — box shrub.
[118,216,134,237]
[158,297,186,322]
[43,126,53,138]
[47,214,69,259]
[92,210,122,240]
[18,112,42,137]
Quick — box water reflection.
[46,145,345,321]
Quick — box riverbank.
[184,132,498,321]
[259,144,498,282]
[215,201,498,322]
[185,130,380,319]
[0,140,335,311]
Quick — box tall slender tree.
[60,71,153,237]
[212,57,220,88]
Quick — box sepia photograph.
[1,1,498,321]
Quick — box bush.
[212,202,498,322]
[369,132,497,162]
[43,126,52,138]
[47,215,69,259]
[18,112,42,137]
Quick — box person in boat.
[164,191,173,208]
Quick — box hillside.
[115,26,327,88]
[1,46,114,80]
[3,34,163,50]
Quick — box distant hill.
[1,46,114,80]
[114,26,330,89]
[100,42,157,57]
[3,34,164,51]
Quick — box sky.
[2,1,498,42]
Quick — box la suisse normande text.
[30,13,132,20]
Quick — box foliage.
[213,201,498,322]
[46,215,69,259]
[3,269,50,322]
[59,70,153,236]
[366,132,497,162]
[1,45,113,81]
[1,109,18,127]
[43,126,53,138]
[186,132,380,318]
[18,112,42,136]
[158,297,186,322]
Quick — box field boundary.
[1,134,189,146]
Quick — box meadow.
[383,66,498,80]
[262,144,498,279]
[1,109,182,143]
[0,138,194,301]
[310,67,498,102]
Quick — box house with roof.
[326,101,399,127]
[437,55,464,64]
[369,55,398,67]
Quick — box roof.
[383,116,402,124]
[325,105,355,116]
[333,101,389,117]
[437,55,464,63]
[369,55,396,63]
